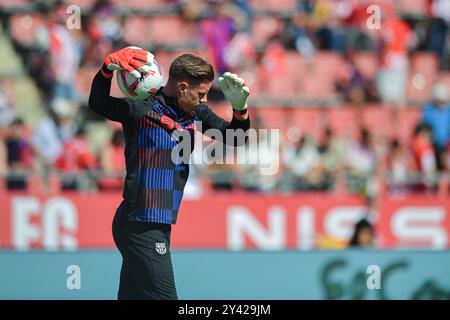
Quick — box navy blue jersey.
[89,67,250,223]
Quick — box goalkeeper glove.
[218,72,249,112]
[104,46,154,79]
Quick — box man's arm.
[88,46,154,122]
[196,72,251,146]
[195,104,250,147]
[88,64,133,122]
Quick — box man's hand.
[218,72,250,111]
[104,46,154,79]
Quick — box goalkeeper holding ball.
[89,46,250,300]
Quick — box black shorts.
[112,214,178,300]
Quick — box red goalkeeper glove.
[104,46,154,79]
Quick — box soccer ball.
[117,59,164,100]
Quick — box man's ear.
[177,81,189,96]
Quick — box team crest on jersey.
[155,242,167,255]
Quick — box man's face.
[177,81,212,113]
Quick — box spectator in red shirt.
[376,3,415,107]
[55,126,97,190]
[412,123,437,191]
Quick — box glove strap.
[101,63,113,79]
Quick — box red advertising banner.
[0,192,448,250]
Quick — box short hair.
[169,54,215,86]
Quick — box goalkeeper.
[88,47,250,300]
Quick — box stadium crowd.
[0,0,449,199]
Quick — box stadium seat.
[302,76,335,99]
[327,107,359,138]
[111,0,169,10]
[122,16,151,46]
[397,0,427,16]
[255,108,287,131]
[361,106,393,139]
[248,0,297,12]
[284,51,305,94]
[254,45,299,98]
[438,72,450,90]
[124,16,196,47]
[0,0,28,8]
[407,52,439,103]
[149,16,196,45]
[266,73,298,98]
[301,52,344,100]
[289,108,323,140]
[410,52,439,78]
[397,108,422,143]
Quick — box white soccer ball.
[117,59,164,100]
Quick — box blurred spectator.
[280,15,316,61]
[55,126,96,172]
[97,128,126,190]
[412,123,437,191]
[82,0,123,68]
[341,0,375,51]
[336,51,379,105]
[231,0,253,33]
[349,218,375,248]
[1,0,449,197]
[297,0,347,53]
[376,5,415,106]
[236,129,280,192]
[224,32,257,76]
[282,134,327,191]
[45,3,82,101]
[4,118,33,190]
[198,0,239,74]
[346,128,377,195]
[0,80,16,129]
[99,128,125,174]
[422,82,450,170]
[427,0,450,69]
[55,125,97,190]
[318,127,348,189]
[386,139,412,194]
[0,80,17,178]
[31,98,77,168]
[207,155,235,191]
[178,0,208,22]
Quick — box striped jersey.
[89,68,250,224]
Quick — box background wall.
[1,250,449,300]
